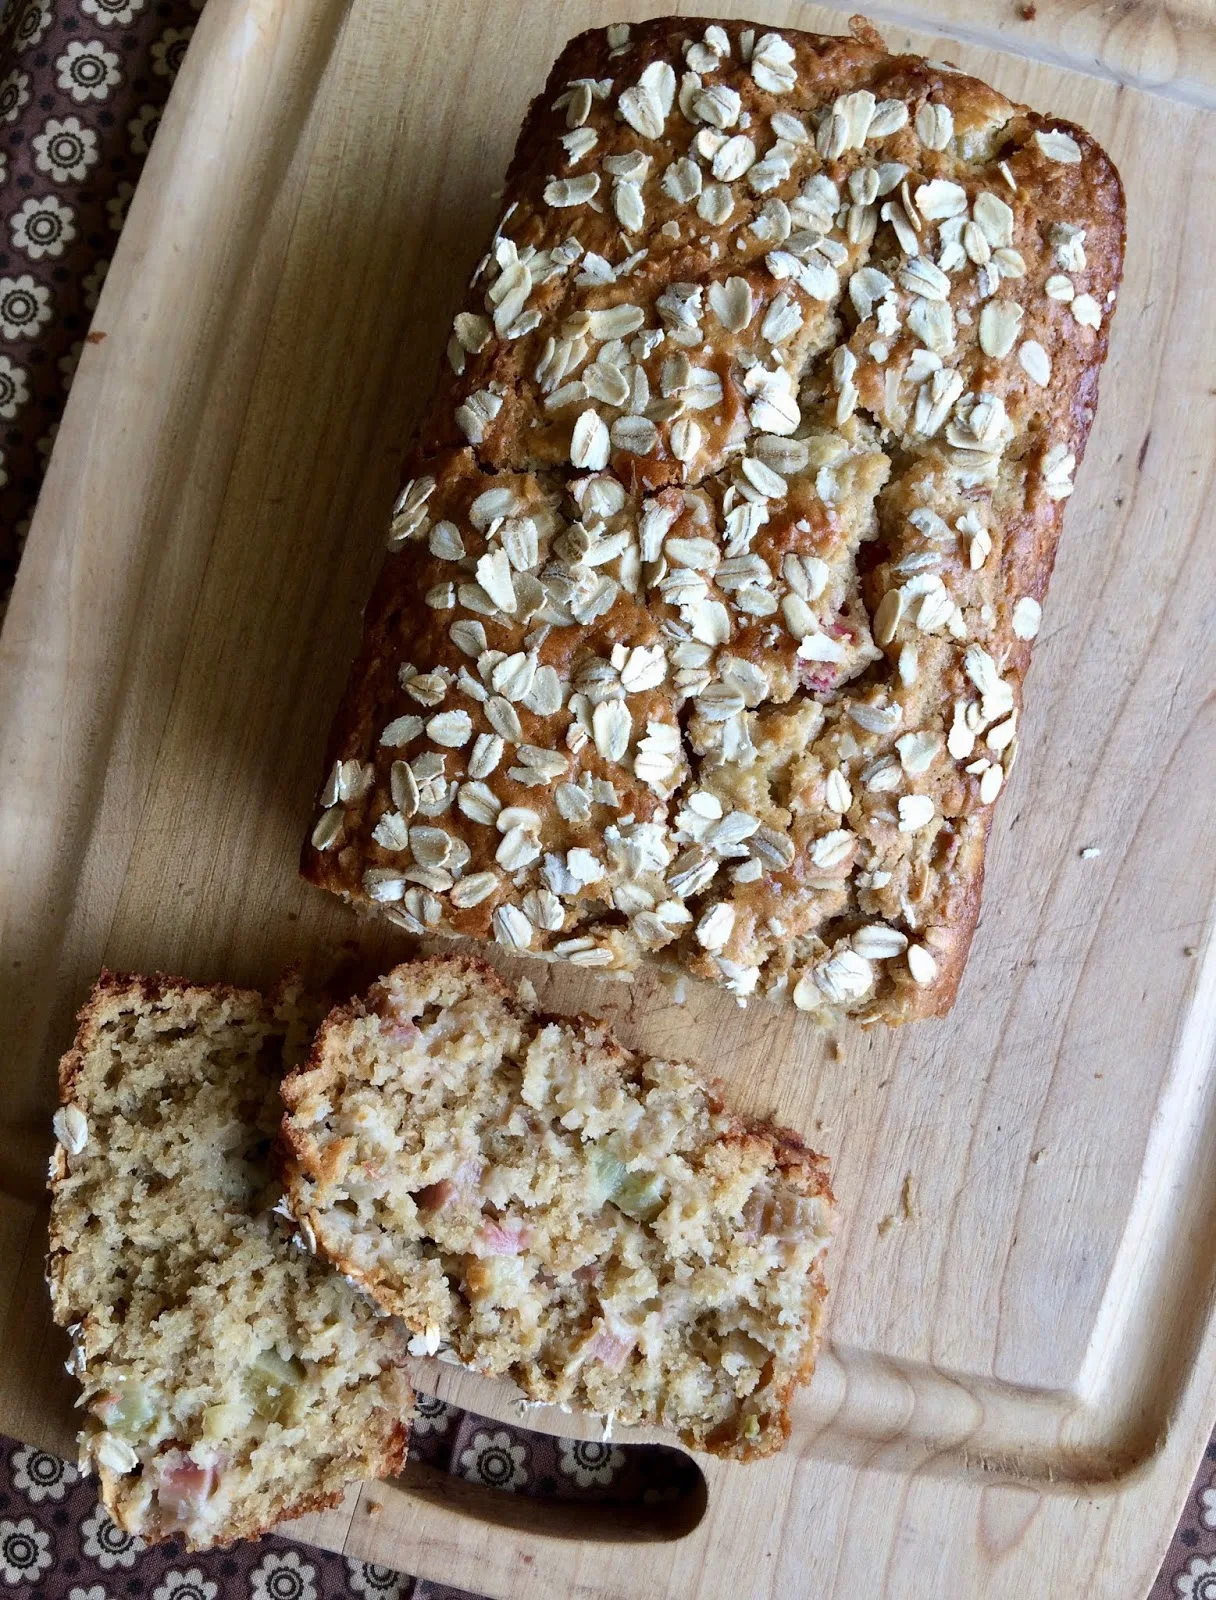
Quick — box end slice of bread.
[47,972,413,1550]
[280,956,836,1459]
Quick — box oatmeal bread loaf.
[279,956,836,1459]
[47,974,413,1550]
[302,16,1125,1022]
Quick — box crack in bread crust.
[302,16,1125,1023]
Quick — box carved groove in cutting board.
[390,1458,708,1542]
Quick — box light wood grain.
[814,0,1216,109]
[2,1,1215,1596]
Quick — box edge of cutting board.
[3,1,1216,1596]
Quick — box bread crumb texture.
[303,16,1124,1025]
[47,974,412,1551]
[281,956,836,1458]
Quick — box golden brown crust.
[302,17,1125,1024]
[55,969,268,1099]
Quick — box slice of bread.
[280,956,836,1459]
[47,973,413,1550]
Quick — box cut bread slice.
[47,972,413,1550]
[280,956,836,1458]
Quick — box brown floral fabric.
[0,0,204,615]
[1151,1437,1216,1600]
[0,1428,476,1599]
[0,1416,1211,1595]
[0,1416,699,1596]
[0,1,1206,1591]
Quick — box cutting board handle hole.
[390,1444,708,1543]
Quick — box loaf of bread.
[279,956,836,1459]
[47,974,413,1550]
[301,15,1124,1022]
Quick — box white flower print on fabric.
[33,116,100,183]
[106,181,134,233]
[557,1438,626,1488]
[151,1568,218,1600]
[248,1549,318,1600]
[0,151,7,186]
[13,0,54,49]
[0,275,52,340]
[345,1560,407,1600]
[1202,1478,1216,1529]
[82,0,147,25]
[83,256,110,312]
[0,69,31,125]
[79,1502,145,1569]
[0,1518,53,1585]
[10,1444,80,1501]
[0,356,29,421]
[0,447,7,488]
[127,102,161,156]
[410,1391,456,1436]
[1177,1556,1216,1600]
[68,1587,111,1600]
[458,1428,528,1492]
[151,25,194,78]
[56,40,122,103]
[11,194,77,261]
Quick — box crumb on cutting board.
[878,1172,918,1235]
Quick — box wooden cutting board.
[2,1,1214,1595]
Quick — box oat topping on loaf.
[302,16,1125,1022]
[280,956,836,1459]
[47,974,413,1550]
